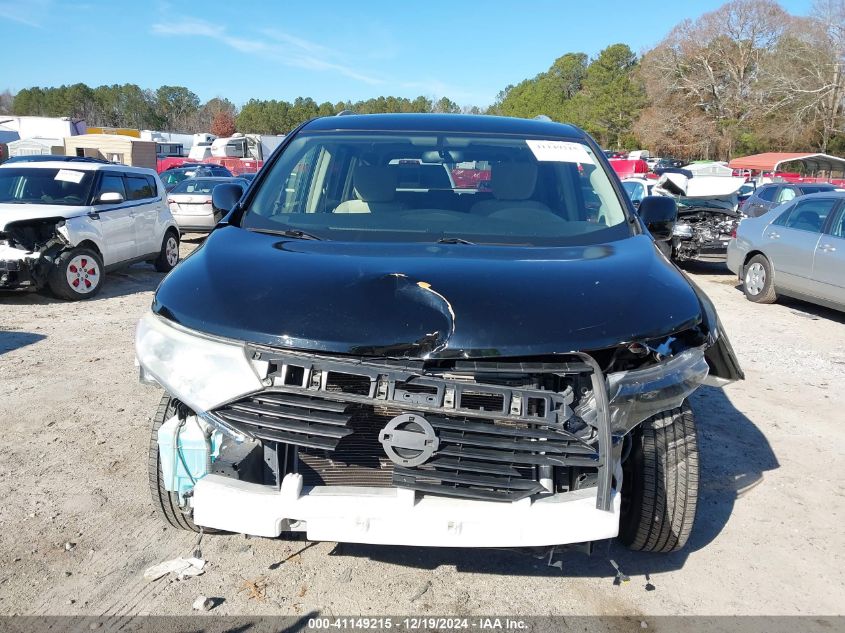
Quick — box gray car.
[741,182,837,218]
[167,176,248,233]
[727,192,845,311]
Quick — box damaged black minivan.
[136,114,742,552]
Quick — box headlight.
[574,348,709,436]
[672,223,693,238]
[135,312,263,413]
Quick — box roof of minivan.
[794,190,845,199]
[304,113,585,138]
[0,160,157,175]
[758,182,836,190]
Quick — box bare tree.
[806,0,845,149]
[0,89,14,114]
[645,0,792,158]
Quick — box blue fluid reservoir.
[157,415,221,500]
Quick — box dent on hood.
[349,273,457,357]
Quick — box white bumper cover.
[192,473,620,547]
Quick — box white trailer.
[0,116,86,139]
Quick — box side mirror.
[97,191,124,204]
[637,196,677,241]
[212,182,244,216]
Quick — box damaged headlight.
[135,312,263,413]
[577,348,710,436]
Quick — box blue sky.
[0,0,814,107]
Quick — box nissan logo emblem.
[379,413,439,467]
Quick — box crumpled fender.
[688,277,744,382]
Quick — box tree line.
[3,82,463,137]
[3,0,843,160]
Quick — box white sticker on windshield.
[526,140,594,164]
[54,169,85,184]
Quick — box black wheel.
[742,254,777,304]
[618,402,699,553]
[154,230,180,273]
[48,247,104,300]
[149,393,206,532]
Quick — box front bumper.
[192,472,621,546]
[139,314,714,546]
[673,236,731,262]
[0,245,40,290]
[691,242,730,262]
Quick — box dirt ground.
[1,237,843,618]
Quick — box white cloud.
[0,0,51,27]
[151,17,383,86]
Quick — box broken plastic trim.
[216,347,615,511]
[577,348,709,436]
[197,410,250,443]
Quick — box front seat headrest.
[354,166,398,202]
[795,210,820,230]
[491,162,538,200]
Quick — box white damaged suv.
[0,160,180,300]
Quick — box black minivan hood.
[153,227,705,358]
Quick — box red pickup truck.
[608,159,649,180]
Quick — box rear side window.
[125,175,155,200]
[756,186,778,202]
[774,198,838,233]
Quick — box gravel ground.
[0,240,843,618]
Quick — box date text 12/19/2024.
[307,618,529,630]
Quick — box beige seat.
[334,166,403,214]
[470,162,551,216]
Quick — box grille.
[297,407,394,487]
[460,391,505,412]
[405,413,599,501]
[326,372,371,395]
[214,392,599,502]
[214,392,354,451]
[212,348,613,506]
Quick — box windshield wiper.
[247,227,322,240]
[436,237,475,245]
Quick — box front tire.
[149,393,204,532]
[48,247,104,300]
[742,254,777,304]
[618,402,699,553]
[154,230,180,273]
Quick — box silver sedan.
[727,191,845,311]
[166,177,248,233]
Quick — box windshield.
[0,167,95,206]
[622,181,646,202]
[240,132,631,246]
[160,170,192,187]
